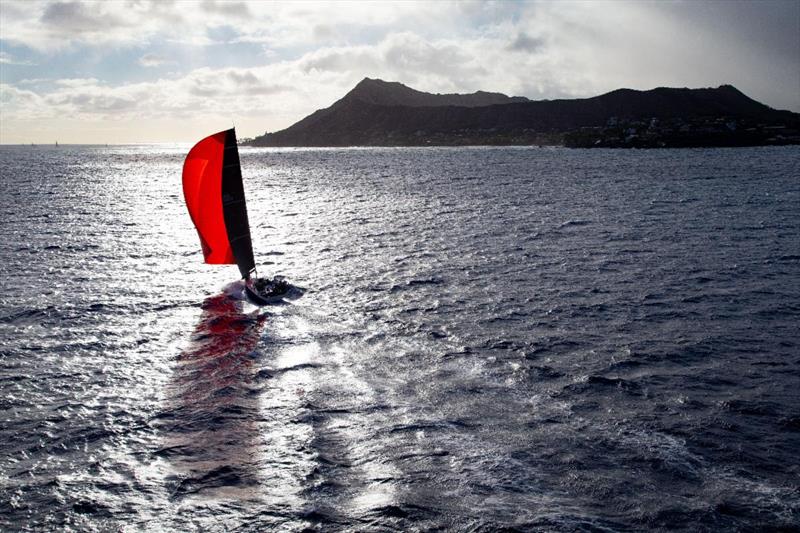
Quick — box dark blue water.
[1,145,798,531]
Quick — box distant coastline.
[245,78,800,149]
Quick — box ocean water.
[0,145,798,532]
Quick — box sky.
[0,0,798,144]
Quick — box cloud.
[200,0,251,19]
[296,32,489,93]
[1,1,187,51]
[138,53,170,67]
[507,32,546,53]
[0,51,36,65]
[299,47,382,75]
[383,32,485,81]
[1,83,48,119]
[40,1,128,33]
[55,78,100,87]
[1,66,298,126]
[0,0,457,52]
[0,0,797,143]
[225,71,290,95]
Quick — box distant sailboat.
[182,128,293,305]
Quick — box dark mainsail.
[183,128,256,278]
[220,129,256,278]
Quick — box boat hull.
[244,277,292,305]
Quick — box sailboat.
[182,128,291,305]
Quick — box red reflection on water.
[162,292,268,499]
[175,293,266,399]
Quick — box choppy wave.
[1,145,799,531]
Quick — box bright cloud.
[0,0,797,143]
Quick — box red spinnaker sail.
[182,131,235,265]
[183,129,257,278]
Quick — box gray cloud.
[188,85,220,97]
[296,33,487,90]
[653,1,799,64]
[200,0,250,19]
[227,71,260,85]
[46,91,137,113]
[225,71,291,95]
[312,24,336,42]
[507,32,546,53]
[41,1,128,33]
[242,84,292,96]
[300,48,381,73]
[381,33,487,83]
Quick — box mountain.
[248,78,800,148]
[335,78,530,107]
